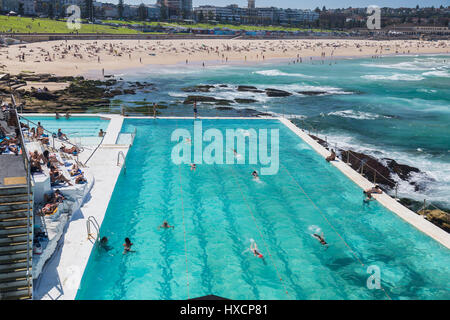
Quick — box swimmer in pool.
[363,191,375,203]
[123,237,134,254]
[190,163,196,171]
[250,241,266,264]
[99,236,112,251]
[158,220,174,229]
[313,232,329,248]
[250,241,263,258]
[252,171,259,179]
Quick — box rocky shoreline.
[305,133,449,233]
[0,72,159,114]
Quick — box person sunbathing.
[50,166,72,186]
[7,142,19,155]
[57,128,68,140]
[365,185,383,195]
[60,144,79,155]
[36,123,44,138]
[38,136,49,145]
[326,149,336,162]
[43,150,64,167]
[44,189,65,204]
[69,164,81,176]
[75,173,87,184]
[30,157,42,172]
[31,150,44,163]
[39,202,59,216]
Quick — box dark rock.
[265,88,292,97]
[384,158,419,181]
[237,85,264,93]
[183,95,233,105]
[31,91,57,101]
[235,98,258,104]
[182,85,215,92]
[298,91,327,96]
[123,89,136,95]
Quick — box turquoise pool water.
[24,116,109,138]
[76,119,450,300]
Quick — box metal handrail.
[117,150,126,174]
[298,119,400,198]
[83,135,105,167]
[86,216,100,243]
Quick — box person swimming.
[313,232,329,248]
[158,220,174,230]
[99,236,112,251]
[250,240,263,259]
[252,170,259,179]
[363,191,375,203]
[190,163,196,171]
[123,237,134,254]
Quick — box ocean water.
[76,119,450,300]
[108,54,450,207]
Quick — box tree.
[160,3,168,20]
[118,0,124,19]
[138,3,147,21]
[48,3,54,18]
[84,0,94,21]
[314,7,321,14]
[18,2,24,15]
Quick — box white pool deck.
[31,114,449,300]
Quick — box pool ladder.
[86,216,100,243]
[117,150,126,174]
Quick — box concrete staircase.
[0,186,33,300]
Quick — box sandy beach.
[1,39,449,80]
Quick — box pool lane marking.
[175,119,190,299]
[229,165,292,299]
[280,163,392,300]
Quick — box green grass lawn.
[0,15,332,34]
[0,15,140,34]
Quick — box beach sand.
[0,39,449,79]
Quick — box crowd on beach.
[0,39,448,77]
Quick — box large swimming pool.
[76,119,450,300]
